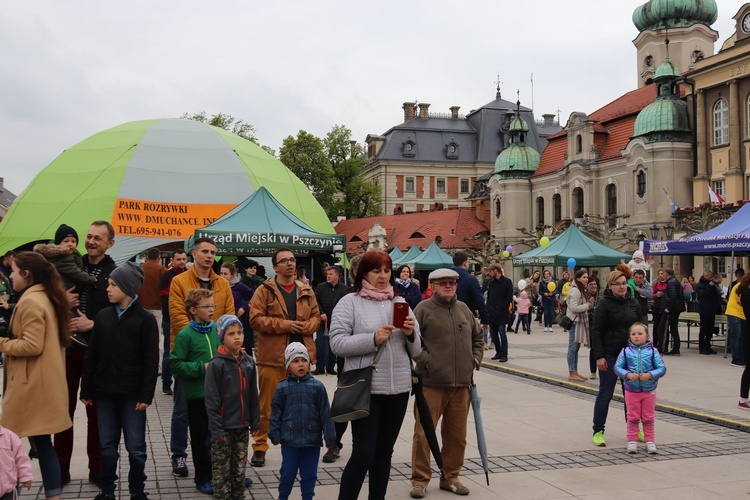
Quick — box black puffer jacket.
[662,276,686,313]
[590,288,642,359]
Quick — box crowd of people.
[1,229,750,499]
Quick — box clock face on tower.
[743,12,750,34]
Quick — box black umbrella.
[411,370,445,482]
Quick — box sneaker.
[250,450,266,467]
[410,484,427,498]
[172,456,189,477]
[593,431,606,447]
[638,429,645,443]
[71,333,89,347]
[738,400,750,410]
[627,441,637,454]
[322,445,340,463]
[484,343,491,350]
[646,442,658,454]
[196,481,214,494]
[590,372,597,379]
[440,481,470,495]
[244,477,253,486]
[498,356,508,362]
[731,361,746,367]
[161,384,172,396]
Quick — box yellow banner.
[112,198,236,239]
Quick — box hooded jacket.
[413,292,483,387]
[268,372,335,448]
[590,288,642,359]
[0,425,33,496]
[204,346,261,438]
[33,243,96,290]
[81,299,159,404]
[250,278,320,367]
[170,323,220,400]
[614,339,666,393]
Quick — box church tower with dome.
[632,0,719,87]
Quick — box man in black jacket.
[696,270,722,355]
[313,266,347,377]
[657,268,684,355]
[451,252,488,326]
[55,220,117,485]
[486,263,514,362]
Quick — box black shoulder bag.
[329,344,385,423]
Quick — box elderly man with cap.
[410,268,483,498]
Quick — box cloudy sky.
[1,0,744,194]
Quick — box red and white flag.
[708,184,724,204]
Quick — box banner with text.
[112,199,236,239]
[195,229,346,254]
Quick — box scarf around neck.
[228,274,240,286]
[395,277,412,288]
[359,279,394,301]
[190,319,214,333]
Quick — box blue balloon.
[567,258,576,269]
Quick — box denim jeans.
[96,393,147,496]
[592,354,626,434]
[489,323,508,357]
[162,320,172,386]
[567,321,581,372]
[728,315,745,364]
[278,446,320,500]
[514,313,531,332]
[542,300,555,328]
[171,377,189,460]
[32,434,62,497]
[314,326,336,371]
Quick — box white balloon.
[518,279,527,291]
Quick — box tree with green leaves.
[180,111,275,155]
[279,130,337,215]
[325,125,381,219]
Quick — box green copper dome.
[633,0,718,32]
[634,55,691,142]
[508,116,529,133]
[494,144,540,176]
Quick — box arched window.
[576,135,583,154]
[495,198,501,219]
[553,194,562,224]
[636,170,646,198]
[572,187,584,218]
[714,99,729,145]
[607,184,617,228]
[537,197,545,226]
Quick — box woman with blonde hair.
[0,251,72,499]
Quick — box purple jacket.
[230,282,254,319]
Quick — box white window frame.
[436,178,446,194]
[460,178,470,194]
[714,99,729,146]
[712,179,725,198]
[405,177,415,193]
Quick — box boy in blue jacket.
[614,322,666,455]
[205,314,261,500]
[269,343,336,500]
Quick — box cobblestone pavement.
[14,328,750,499]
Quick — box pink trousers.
[624,390,657,442]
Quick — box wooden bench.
[678,312,728,354]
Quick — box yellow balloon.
[547,282,556,292]
[540,236,550,248]
[502,250,510,258]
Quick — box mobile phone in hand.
[393,302,408,329]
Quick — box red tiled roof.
[534,85,657,178]
[334,208,489,254]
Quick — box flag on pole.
[708,183,724,204]
[663,188,678,214]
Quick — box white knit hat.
[284,342,310,369]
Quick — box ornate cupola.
[494,97,540,178]
[633,39,692,143]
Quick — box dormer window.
[445,141,459,159]
[410,231,426,239]
[402,140,416,158]
[576,135,583,154]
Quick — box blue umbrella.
[470,383,490,485]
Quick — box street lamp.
[664,223,673,240]
[649,224,659,240]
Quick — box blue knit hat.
[216,314,242,342]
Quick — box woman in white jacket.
[330,249,422,500]
[566,270,595,381]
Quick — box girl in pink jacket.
[0,424,33,499]
[514,291,532,334]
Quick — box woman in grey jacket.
[565,270,595,381]
[330,249,422,500]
